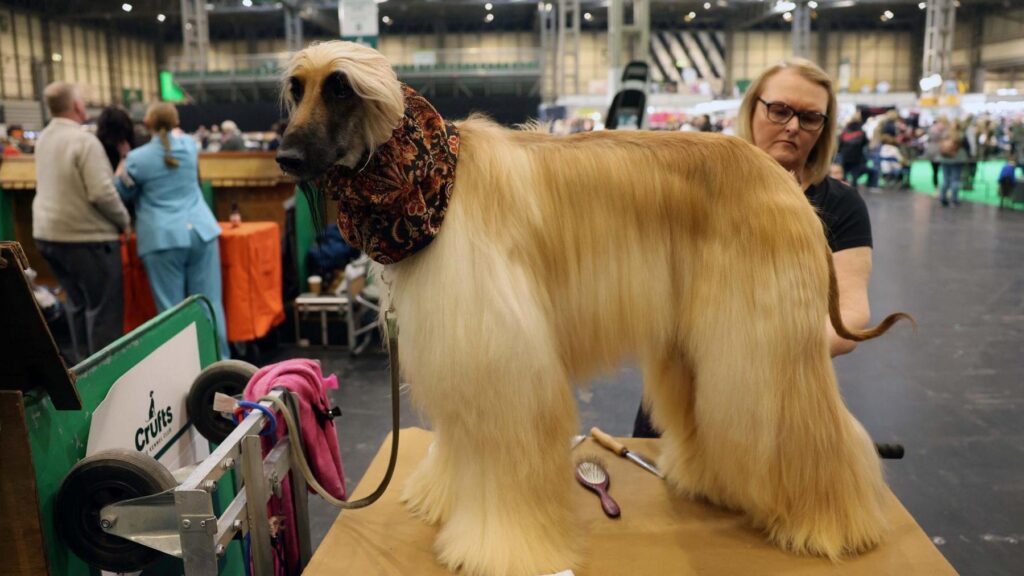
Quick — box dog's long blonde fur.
[285,41,906,576]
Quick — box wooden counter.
[0,152,295,285]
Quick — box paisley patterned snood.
[314,85,459,265]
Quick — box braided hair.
[144,102,181,168]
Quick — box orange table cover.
[122,234,157,333]
[306,428,959,576]
[121,223,285,341]
[218,221,285,342]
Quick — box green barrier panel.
[0,188,14,241]
[908,159,1017,208]
[201,180,215,212]
[294,185,315,286]
[23,296,244,576]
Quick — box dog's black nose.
[276,150,305,174]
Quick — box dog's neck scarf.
[314,85,459,265]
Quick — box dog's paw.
[761,494,887,561]
[401,446,453,525]
[434,510,578,576]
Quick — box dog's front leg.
[395,277,581,575]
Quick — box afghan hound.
[276,41,911,576]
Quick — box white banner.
[86,322,210,479]
[339,0,379,38]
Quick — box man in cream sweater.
[33,82,130,358]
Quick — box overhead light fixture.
[703,2,711,9]
[545,3,552,12]
[51,53,63,62]
[808,0,817,8]
[583,12,592,20]
[242,0,252,6]
[884,10,894,18]
[831,0,855,7]
[918,1,926,8]
[782,10,793,21]
[776,1,796,11]
[157,13,166,22]
[485,2,493,10]
[382,15,391,24]
[684,11,696,22]
[121,3,132,12]
[485,12,495,22]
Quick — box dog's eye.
[325,73,353,100]
[289,77,304,103]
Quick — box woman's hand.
[114,159,126,178]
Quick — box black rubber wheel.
[55,449,177,573]
[186,359,259,443]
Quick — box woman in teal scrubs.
[115,103,229,358]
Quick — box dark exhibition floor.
[274,189,1023,576]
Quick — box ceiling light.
[51,53,62,62]
[776,1,796,11]
[121,3,132,12]
[884,10,894,18]
[157,13,166,22]
[684,11,696,22]
[382,15,391,24]
[782,11,793,21]
[703,2,711,8]
[918,1,926,8]
[485,12,495,22]
[583,12,592,20]
[242,0,252,6]
[808,0,817,8]
[485,2,493,9]
[545,3,552,12]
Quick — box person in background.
[115,102,230,358]
[926,117,950,190]
[838,117,868,188]
[829,162,846,182]
[937,122,969,207]
[7,124,33,153]
[33,82,131,359]
[634,58,876,437]
[219,120,246,151]
[96,106,136,171]
[194,124,211,151]
[267,120,286,151]
[998,157,1018,210]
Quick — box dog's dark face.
[276,68,369,181]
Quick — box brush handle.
[590,427,627,456]
[596,486,621,518]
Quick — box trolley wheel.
[55,449,176,573]
[186,359,259,443]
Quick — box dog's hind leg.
[679,278,889,560]
[641,352,710,497]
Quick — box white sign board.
[338,0,379,38]
[87,322,210,477]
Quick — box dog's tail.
[827,248,916,341]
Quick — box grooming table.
[306,428,958,575]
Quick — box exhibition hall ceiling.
[1,0,1014,37]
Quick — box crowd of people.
[29,81,230,362]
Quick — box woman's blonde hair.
[735,58,838,185]
[145,102,180,168]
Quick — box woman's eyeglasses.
[758,98,827,131]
